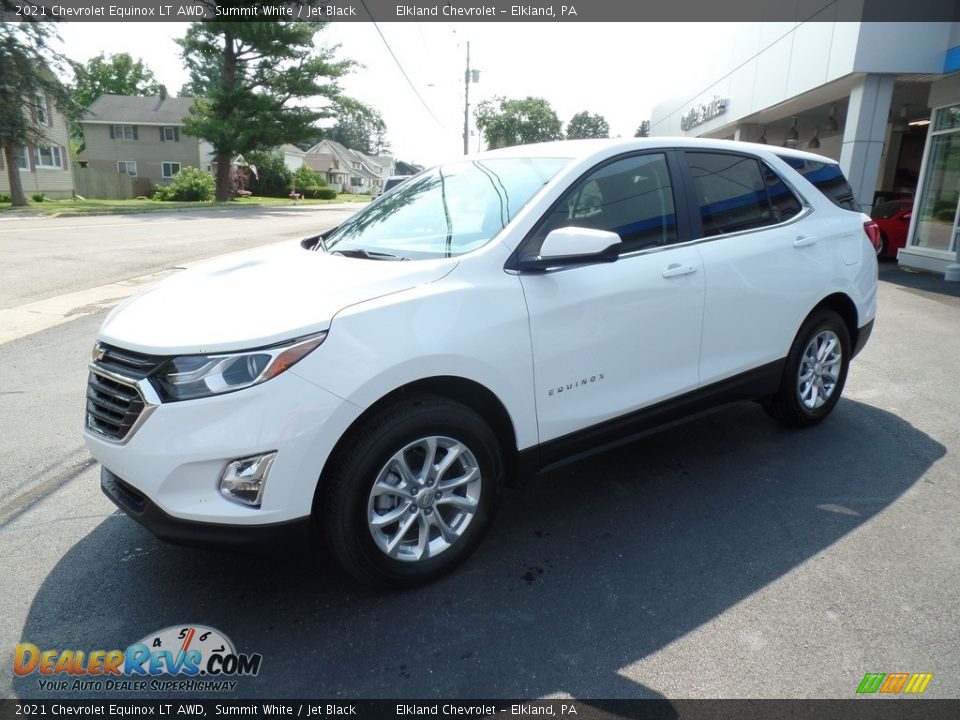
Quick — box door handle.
[661,264,697,278]
[792,236,818,248]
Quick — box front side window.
[324,157,570,259]
[34,145,62,169]
[528,153,678,255]
[117,160,137,176]
[162,162,181,178]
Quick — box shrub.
[155,166,215,201]
[293,164,325,191]
[32,193,46,203]
[246,151,292,198]
[314,187,337,200]
[0,192,10,203]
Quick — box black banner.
[3,700,960,720]
[2,0,960,22]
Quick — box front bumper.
[85,368,362,528]
[101,467,314,548]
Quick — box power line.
[358,0,446,130]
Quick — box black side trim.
[101,467,314,549]
[852,319,874,358]
[519,359,785,476]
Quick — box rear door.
[682,150,834,385]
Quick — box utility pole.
[462,42,480,155]
[463,41,471,155]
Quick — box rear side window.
[687,152,778,236]
[777,156,860,211]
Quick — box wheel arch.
[808,292,859,349]
[314,376,521,514]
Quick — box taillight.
[863,220,881,250]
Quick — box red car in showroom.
[871,198,914,258]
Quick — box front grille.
[96,343,167,380]
[86,371,145,441]
[86,343,166,442]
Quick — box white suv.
[85,138,878,586]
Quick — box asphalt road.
[0,221,958,701]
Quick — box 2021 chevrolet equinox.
[85,138,878,586]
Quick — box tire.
[321,394,503,587]
[764,309,851,427]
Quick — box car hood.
[99,242,458,355]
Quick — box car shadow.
[879,262,960,304]
[12,399,943,700]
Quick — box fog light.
[218,452,277,508]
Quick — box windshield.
[324,157,571,259]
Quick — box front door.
[517,152,705,444]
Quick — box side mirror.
[517,227,621,272]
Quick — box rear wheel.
[764,309,850,427]
[321,394,502,587]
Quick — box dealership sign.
[681,96,727,131]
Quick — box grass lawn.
[0,194,371,217]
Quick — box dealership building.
[650,21,960,279]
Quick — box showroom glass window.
[911,103,960,253]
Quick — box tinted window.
[687,152,775,236]
[531,153,678,255]
[761,163,804,222]
[777,156,860,211]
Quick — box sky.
[55,22,736,167]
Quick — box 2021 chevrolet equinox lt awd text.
[85,138,878,586]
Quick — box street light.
[463,42,480,155]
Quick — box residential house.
[79,90,213,191]
[278,144,306,172]
[0,88,74,199]
[304,139,390,194]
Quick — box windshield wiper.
[331,248,409,261]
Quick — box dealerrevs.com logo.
[14,625,262,692]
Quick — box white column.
[839,75,895,215]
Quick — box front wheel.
[321,394,503,587]
[764,309,851,427]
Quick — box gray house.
[79,91,213,191]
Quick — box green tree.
[177,12,352,201]
[634,120,651,138]
[566,111,610,140]
[0,19,76,207]
[71,52,159,110]
[474,96,563,150]
[323,99,390,155]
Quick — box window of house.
[111,125,137,140]
[162,162,181,179]
[35,95,48,125]
[34,145,63,169]
[686,151,777,237]
[117,160,137,176]
[350,176,362,186]
[162,127,178,142]
[530,153,679,255]
[15,146,29,170]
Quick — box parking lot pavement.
[1,262,958,699]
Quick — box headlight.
[153,332,326,402]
